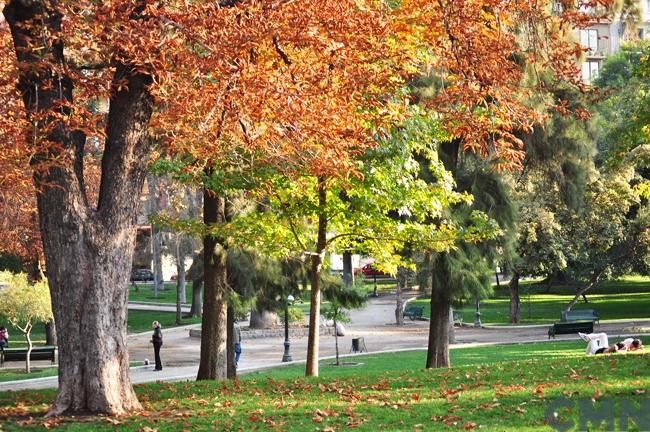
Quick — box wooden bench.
[403,304,424,320]
[548,321,593,339]
[561,309,599,325]
[0,346,57,367]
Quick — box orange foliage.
[0,0,611,255]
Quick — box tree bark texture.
[197,190,228,381]
[249,310,278,329]
[45,320,57,346]
[186,252,203,318]
[189,279,203,318]
[4,0,153,415]
[426,253,451,368]
[508,273,520,324]
[175,240,186,325]
[306,177,327,377]
[226,305,236,379]
[342,251,353,288]
[395,267,407,326]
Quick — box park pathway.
[1,292,648,392]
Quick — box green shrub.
[279,307,305,324]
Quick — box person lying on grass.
[579,333,644,355]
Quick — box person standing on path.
[151,321,163,371]
[234,322,242,368]
[0,326,8,349]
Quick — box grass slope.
[1,340,648,430]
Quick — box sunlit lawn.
[411,276,650,324]
[1,339,648,431]
[127,282,193,304]
[2,310,201,349]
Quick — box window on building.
[580,29,598,54]
[581,60,600,82]
[552,0,564,13]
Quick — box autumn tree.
[0,0,613,413]
[0,271,52,373]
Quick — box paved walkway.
[2,293,648,392]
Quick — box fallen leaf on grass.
[41,418,62,429]
[591,389,602,401]
[464,422,477,430]
[431,415,463,426]
[104,417,122,425]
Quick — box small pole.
[282,295,294,362]
[474,297,482,327]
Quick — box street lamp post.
[474,296,482,327]
[282,294,295,362]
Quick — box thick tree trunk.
[395,267,407,326]
[342,251,353,288]
[426,253,451,368]
[189,279,203,318]
[306,177,328,377]
[45,320,57,346]
[197,190,228,381]
[5,0,155,415]
[508,273,520,324]
[226,305,236,379]
[566,269,605,311]
[249,310,278,329]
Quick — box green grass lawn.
[1,339,648,431]
[410,276,650,324]
[126,310,201,334]
[2,311,201,349]
[128,282,193,303]
[0,362,144,383]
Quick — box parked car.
[359,263,389,278]
[130,269,154,282]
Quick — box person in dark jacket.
[0,326,8,349]
[151,321,163,371]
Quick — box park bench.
[548,321,593,339]
[0,346,57,367]
[452,311,463,326]
[560,309,599,325]
[403,304,424,320]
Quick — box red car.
[359,263,388,277]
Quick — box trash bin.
[350,337,367,353]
